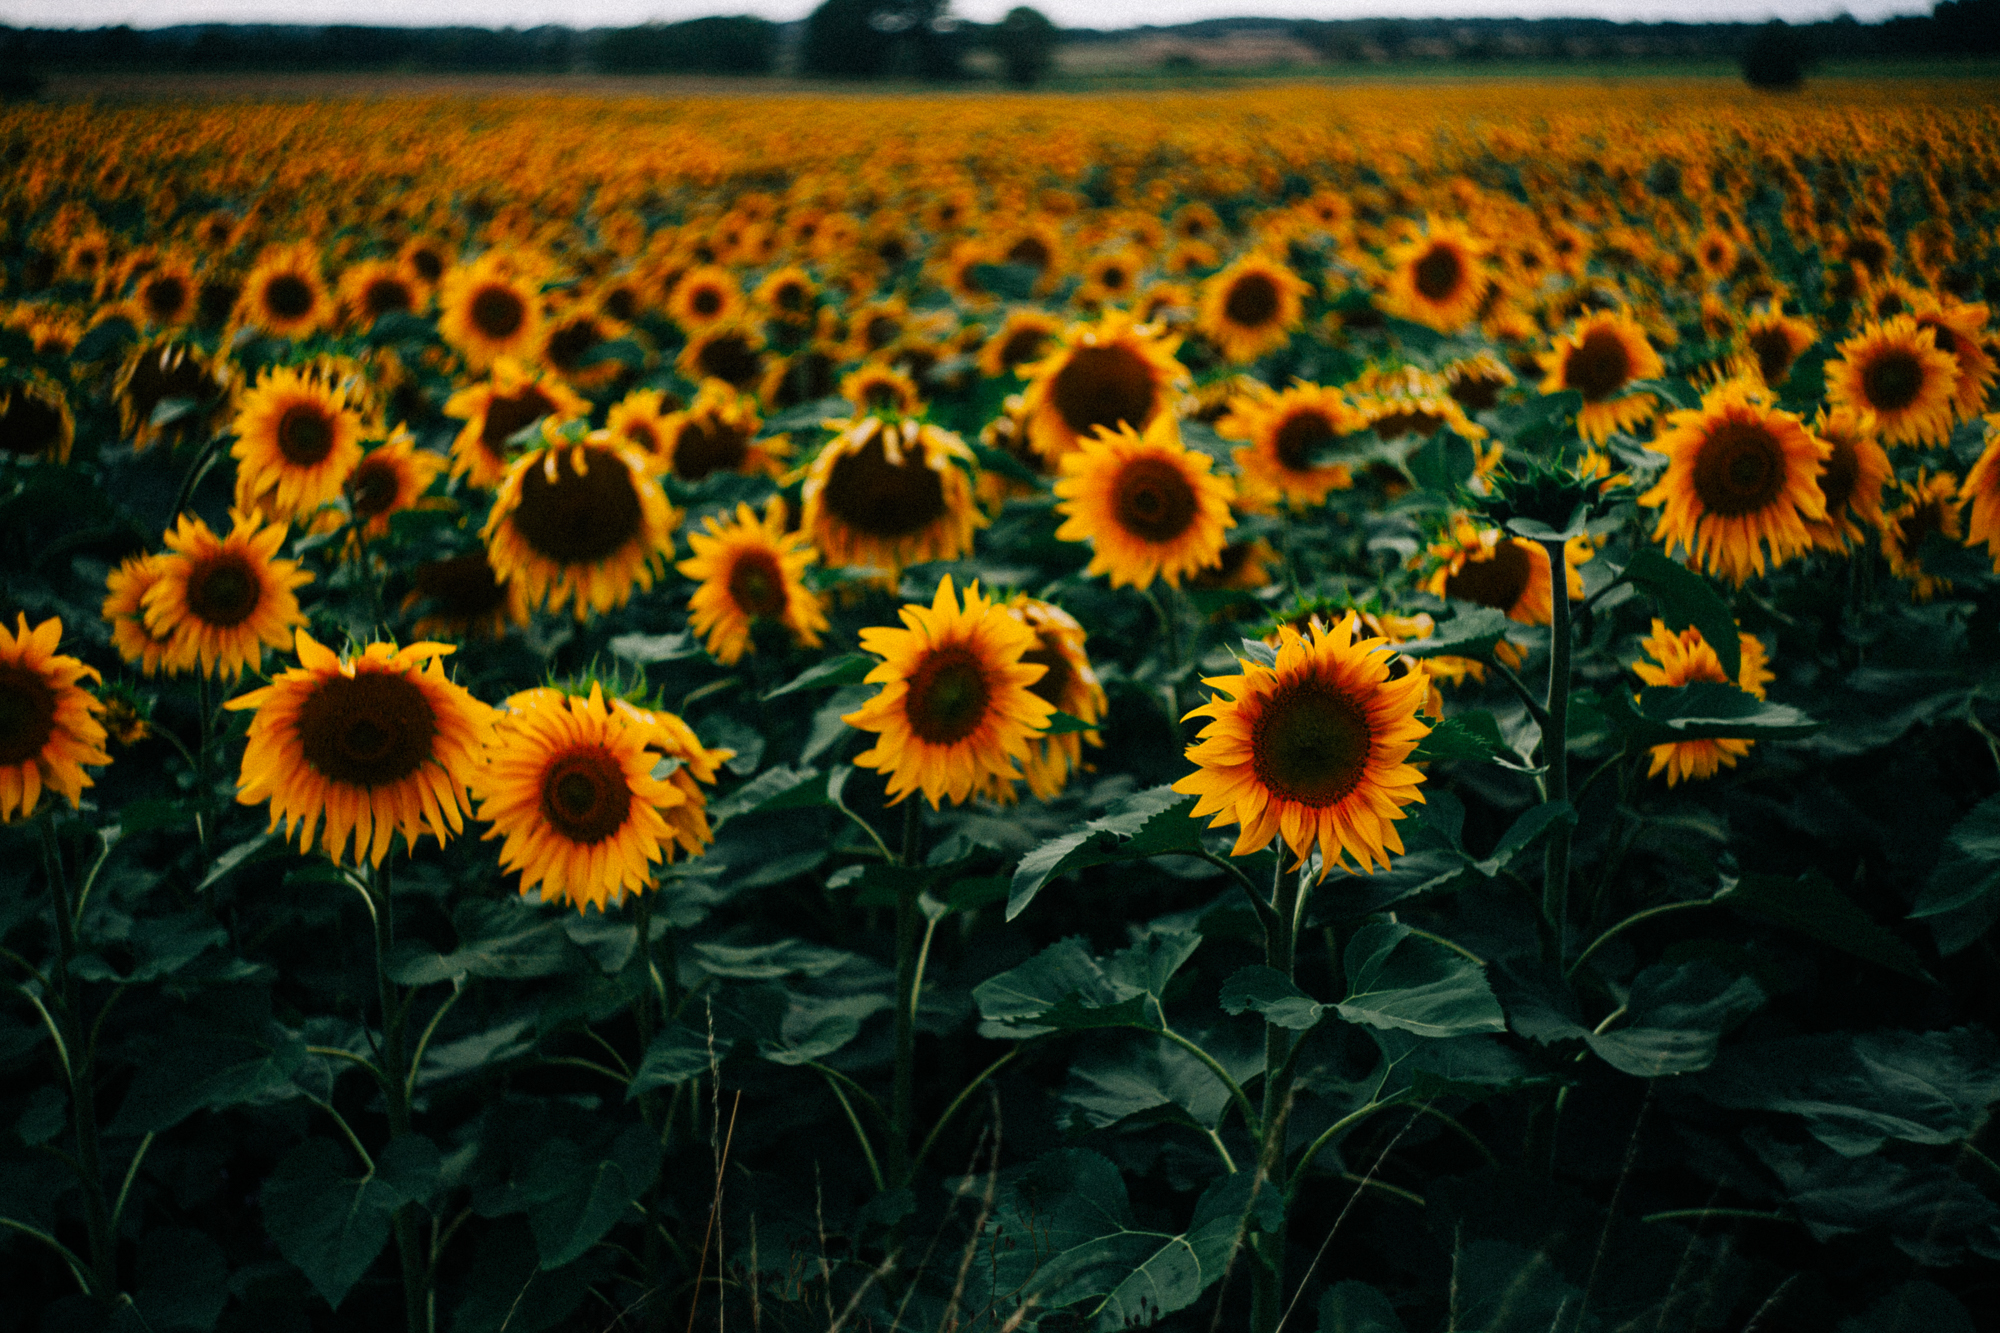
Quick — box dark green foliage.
[992,6,1058,87]
[593,17,778,76]
[1743,20,1808,90]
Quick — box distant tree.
[597,17,777,75]
[1932,0,2000,54]
[991,6,1056,86]
[800,0,961,79]
[1742,19,1807,88]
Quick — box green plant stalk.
[890,802,921,1185]
[1539,539,1574,967]
[368,864,430,1333]
[1249,857,1305,1333]
[43,819,117,1301]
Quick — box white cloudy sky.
[0,0,1934,29]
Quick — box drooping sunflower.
[1175,615,1430,877]
[1911,297,1996,420]
[1737,308,1818,390]
[1218,380,1363,509]
[238,243,331,340]
[676,499,829,666]
[1804,407,1893,551]
[1381,218,1490,334]
[345,428,446,540]
[1004,595,1107,802]
[536,305,627,391]
[144,510,312,681]
[800,414,985,574]
[0,377,75,464]
[228,631,494,866]
[1631,619,1774,788]
[0,615,110,824]
[978,309,1063,380]
[115,339,230,451]
[655,379,788,484]
[1539,310,1665,444]
[842,576,1055,808]
[1961,416,2000,566]
[473,685,693,912]
[1639,379,1829,585]
[1018,311,1190,462]
[229,364,367,526]
[1053,416,1236,589]
[638,702,734,863]
[1422,516,1586,628]
[443,359,589,489]
[1443,351,1516,414]
[483,434,677,621]
[437,252,545,370]
[337,259,422,329]
[404,552,529,640]
[1881,470,1963,602]
[1196,253,1312,365]
[1825,316,1959,449]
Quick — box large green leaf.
[762,652,875,700]
[1335,922,1505,1040]
[1910,794,2000,955]
[1008,786,1202,921]
[1619,548,1741,680]
[1395,605,1517,660]
[1319,1281,1408,1333]
[626,1022,730,1099]
[263,1135,439,1309]
[1720,870,1932,981]
[131,1227,229,1333]
[1608,681,1819,745]
[1585,961,1764,1078]
[111,1015,307,1135]
[388,899,574,985]
[973,930,1201,1037]
[1219,965,1327,1030]
[522,1123,661,1270]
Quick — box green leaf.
[627,1023,729,1099]
[708,764,826,826]
[974,932,1203,1037]
[1396,605,1517,660]
[1336,923,1505,1040]
[1837,1282,1977,1333]
[1585,961,1763,1078]
[1409,713,1505,765]
[72,316,137,362]
[1062,1030,1260,1131]
[1608,681,1820,745]
[576,336,646,369]
[757,993,890,1066]
[417,1019,537,1087]
[1219,965,1327,1030]
[606,631,700,664]
[1473,800,1575,877]
[71,911,226,984]
[965,262,1042,301]
[1721,870,1933,981]
[1406,430,1477,496]
[1318,1281,1408,1333]
[389,900,572,984]
[763,652,876,700]
[262,1138,402,1309]
[148,396,199,429]
[1008,786,1201,921]
[112,1018,307,1135]
[1043,709,1097,735]
[1618,549,1741,680]
[688,939,856,980]
[132,1227,229,1333]
[1911,794,2000,933]
[523,1125,662,1269]
[197,833,281,892]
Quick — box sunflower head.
[1052,415,1237,590]
[483,434,678,621]
[1538,310,1664,444]
[800,414,985,575]
[1825,316,1960,449]
[676,498,829,666]
[1803,406,1892,550]
[1963,415,2000,563]
[229,363,369,526]
[1382,218,1489,334]
[657,379,785,484]
[1880,469,1963,602]
[0,376,76,465]
[676,321,767,392]
[345,428,445,540]
[238,243,329,339]
[0,615,110,824]
[1197,253,1311,365]
[1630,619,1772,786]
[115,339,231,451]
[1218,379,1361,511]
[1018,311,1189,462]
[144,509,313,681]
[443,359,589,489]
[404,551,528,640]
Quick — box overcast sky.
[0,0,1935,29]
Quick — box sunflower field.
[2,77,2000,1333]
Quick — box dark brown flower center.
[1114,455,1199,543]
[773,281,807,313]
[296,670,437,788]
[1443,539,1533,611]
[1918,319,1958,358]
[1413,244,1465,302]
[0,663,58,766]
[671,419,750,482]
[1373,410,1445,442]
[1006,235,1052,270]
[0,392,65,458]
[1274,410,1335,473]
[480,385,557,457]
[1564,327,1636,402]
[1224,273,1281,328]
[727,549,788,618]
[769,352,836,410]
[540,744,632,844]
[1099,264,1129,292]
[621,422,659,454]
[510,445,645,564]
[1897,497,1948,557]
[1748,327,1798,385]
[1861,348,1924,412]
[414,553,507,620]
[603,285,639,322]
[904,645,991,745]
[1449,373,1506,412]
[276,404,336,467]
[545,318,601,373]
[821,435,948,538]
[1021,637,1074,710]
[1050,343,1158,439]
[690,286,723,317]
[143,275,189,322]
[470,284,526,341]
[197,280,240,330]
[864,315,901,350]
[1818,430,1860,515]
[362,277,413,319]
[1252,677,1372,808]
[998,327,1049,371]
[692,332,763,389]
[348,456,401,519]
[263,273,315,321]
[1844,235,1888,273]
[1692,419,1788,517]
[409,248,445,282]
[185,552,262,627]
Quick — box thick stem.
[1250,857,1305,1333]
[1539,540,1574,968]
[369,864,429,1333]
[890,802,922,1185]
[44,821,117,1300]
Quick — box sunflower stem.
[890,801,922,1186]
[167,431,226,519]
[42,818,117,1302]
[1249,854,1306,1333]
[1538,539,1574,969]
[368,861,431,1333]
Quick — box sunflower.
[1422,516,1586,628]
[840,363,923,417]
[676,322,767,392]
[1631,619,1774,788]
[115,339,230,451]
[404,552,529,640]
[345,428,445,540]
[844,297,910,363]
[993,219,1066,294]
[1881,470,1963,602]
[1382,218,1489,334]
[1018,311,1189,462]
[1053,416,1236,590]
[0,615,109,824]
[1911,297,1996,420]
[655,379,787,484]
[1443,351,1516,414]
[238,243,331,340]
[1175,615,1430,877]
[337,259,421,329]
[1196,254,1311,365]
[474,685,693,912]
[1804,407,1893,551]
[144,510,311,681]
[397,237,450,293]
[978,309,1063,380]
[1639,379,1829,585]
[133,254,199,328]
[1539,310,1665,444]
[438,252,544,370]
[229,364,367,526]
[1077,249,1144,308]
[443,359,589,489]
[101,553,179,676]
[483,434,677,621]
[0,377,75,464]
[668,265,743,333]
[677,499,828,666]
[1825,317,1959,448]
[1001,595,1107,802]
[1737,308,1817,390]
[753,265,819,326]
[537,305,627,391]
[1218,380,1362,509]
[842,576,1054,808]
[800,414,984,574]
[1962,417,2000,565]
[228,631,494,866]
